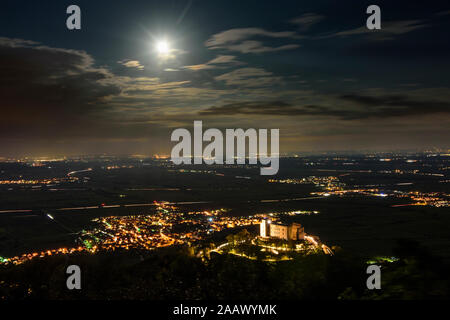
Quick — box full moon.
[156,40,170,55]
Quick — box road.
[0,196,325,215]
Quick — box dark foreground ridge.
[1,239,449,300]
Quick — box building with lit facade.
[260,220,305,241]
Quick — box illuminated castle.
[260,220,304,241]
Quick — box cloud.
[0,39,206,155]
[0,37,128,140]
[339,94,450,118]
[214,67,281,87]
[436,10,450,16]
[222,41,299,53]
[199,100,293,116]
[197,92,450,120]
[206,28,297,46]
[0,37,39,47]
[183,64,216,71]
[327,20,428,40]
[290,13,325,30]
[208,55,240,64]
[183,55,242,71]
[0,37,213,142]
[117,59,144,70]
[205,28,300,53]
[0,37,120,115]
[155,47,188,62]
[198,100,345,118]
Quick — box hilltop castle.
[260,220,305,241]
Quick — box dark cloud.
[339,94,450,118]
[199,101,293,115]
[332,20,427,37]
[199,100,357,119]
[205,28,301,53]
[117,59,145,70]
[436,10,450,16]
[320,20,430,42]
[214,67,281,87]
[198,94,450,120]
[290,13,325,30]
[183,55,242,71]
[0,38,122,138]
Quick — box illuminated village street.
[0,201,331,265]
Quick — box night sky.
[1,0,449,157]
